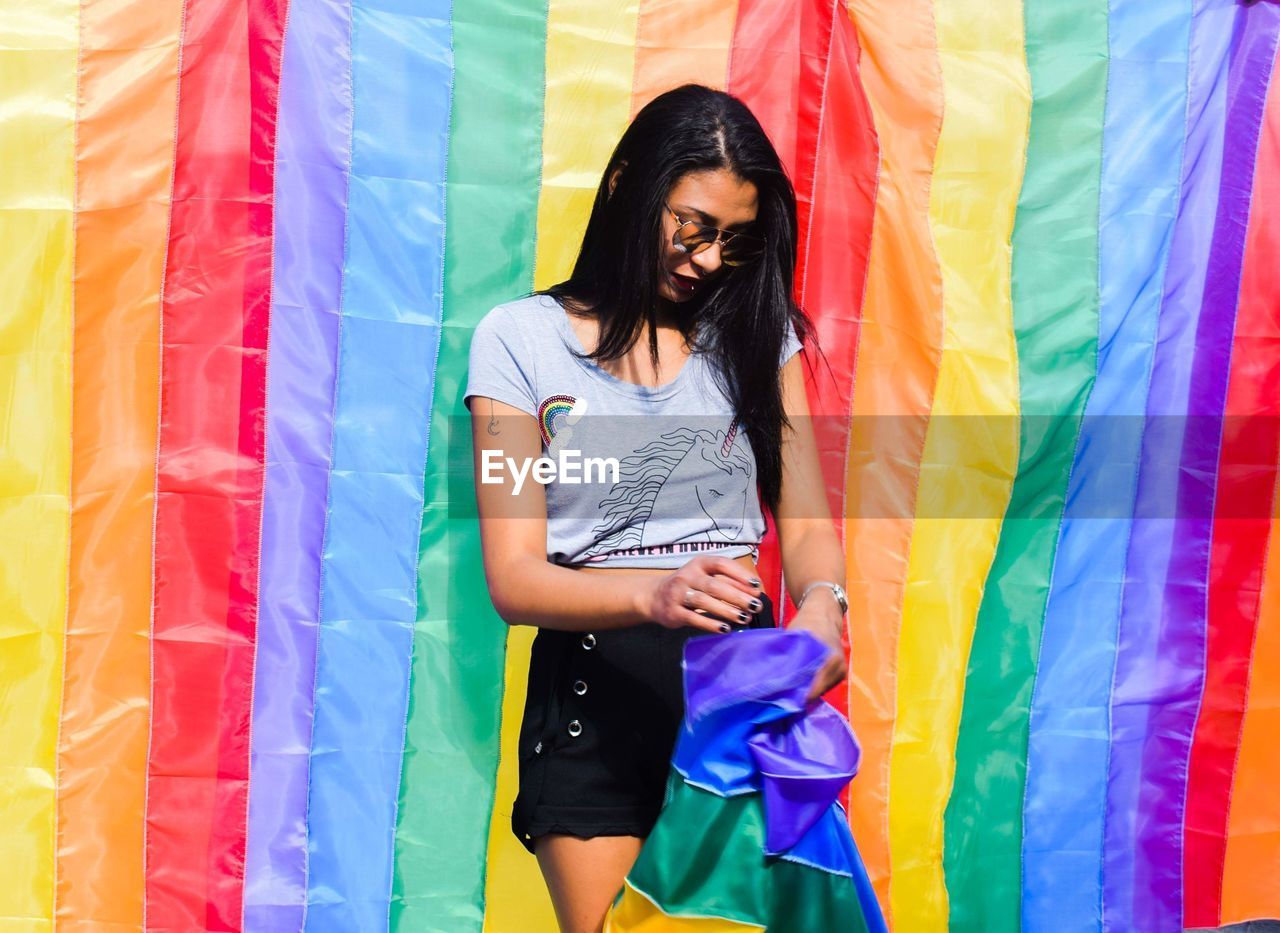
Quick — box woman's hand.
[786,595,849,702]
[637,555,763,635]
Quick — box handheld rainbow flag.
[607,629,887,931]
[2,0,1278,930]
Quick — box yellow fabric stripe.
[529,2,643,287]
[480,4,643,930]
[605,881,764,932]
[0,1,79,926]
[886,0,1029,929]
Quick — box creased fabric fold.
[679,629,858,860]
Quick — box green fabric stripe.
[391,2,548,928]
[941,6,1108,930]
[627,777,873,933]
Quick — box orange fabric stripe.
[55,3,184,926]
[842,0,945,918]
[629,0,738,118]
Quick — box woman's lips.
[668,270,701,293]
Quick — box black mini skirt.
[511,591,777,852]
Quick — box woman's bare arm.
[772,353,849,699]
[470,396,758,634]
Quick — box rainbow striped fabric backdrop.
[3,0,1279,930]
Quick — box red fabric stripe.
[732,0,878,724]
[1185,44,1280,928]
[146,1,287,929]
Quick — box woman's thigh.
[534,833,643,933]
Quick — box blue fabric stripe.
[1020,2,1191,929]
[303,2,453,929]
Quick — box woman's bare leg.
[534,833,643,933]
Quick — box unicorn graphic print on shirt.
[579,417,752,563]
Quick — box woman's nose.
[691,240,723,276]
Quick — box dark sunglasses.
[666,204,766,267]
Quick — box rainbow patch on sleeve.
[536,393,578,447]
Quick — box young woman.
[465,84,849,933]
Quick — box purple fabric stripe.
[1104,3,1280,931]
[244,1,354,930]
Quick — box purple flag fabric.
[677,628,859,863]
[244,1,353,929]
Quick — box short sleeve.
[780,321,804,366]
[464,305,537,416]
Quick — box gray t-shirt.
[464,292,802,569]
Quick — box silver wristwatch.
[798,580,848,616]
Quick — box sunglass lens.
[722,237,764,266]
[674,223,764,266]
[676,224,717,252]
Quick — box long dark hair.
[537,83,812,515]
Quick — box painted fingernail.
[749,598,762,612]
[737,611,749,623]
[720,623,732,633]
[749,578,762,588]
